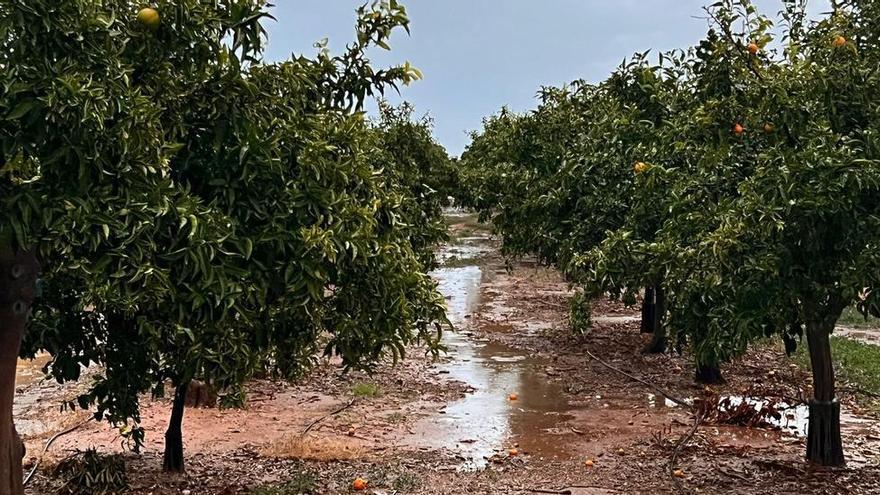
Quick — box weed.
[53,449,127,495]
[392,472,422,492]
[569,291,592,335]
[351,382,382,398]
[385,412,407,424]
[262,437,366,462]
[251,471,317,494]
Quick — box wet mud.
[16,211,880,494]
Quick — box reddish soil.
[18,215,880,494]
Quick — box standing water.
[409,212,580,470]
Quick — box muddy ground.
[18,212,880,494]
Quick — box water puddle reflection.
[408,222,580,470]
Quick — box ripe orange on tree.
[833,35,847,48]
[137,7,160,30]
[747,42,759,55]
[733,123,745,135]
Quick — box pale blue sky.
[265,1,831,156]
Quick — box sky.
[264,1,831,156]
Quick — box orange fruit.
[509,448,519,457]
[747,42,759,55]
[634,161,649,174]
[352,478,368,491]
[137,7,160,31]
[763,122,775,134]
[585,459,595,467]
[508,393,518,401]
[674,469,685,478]
[832,35,847,48]
[733,123,745,135]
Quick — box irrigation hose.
[23,417,94,486]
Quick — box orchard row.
[457,0,880,468]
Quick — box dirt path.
[17,212,880,494]
[836,326,880,346]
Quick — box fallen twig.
[754,459,807,476]
[840,386,880,400]
[669,411,704,494]
[530,487,609,495]
[23,417,93,486]
[585,349,691,409]
[718,466,752,483]
[301,398,356,437]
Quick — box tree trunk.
[184,380,217,408]
[643,286,666,354]
[0,244,38,495]
[163,382,189,473]
[805,320,844,466]
[640,287,655,334]
[694,364,725,385]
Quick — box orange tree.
[659,0,880,465]
[588,0,880,464]
[460,59,678,340]
[369,102,455,270]
[0,0,252,487]
[458,86,623,334]
[6,0,446,482]
[458,85,591,266]
[573,1,778,373]
[461,0,880,467]
[556,54,680,344]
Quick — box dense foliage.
[2,0,449,485]
[460,0,880,466]
[369,102,456,270]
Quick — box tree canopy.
[3,0,450,484]
[459,0,880,466]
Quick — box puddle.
[718,396,810,435]
[647,393,685,409]
[703,395,880,465]
[14,353,65,438]
[409,215,581,470]
[16,353,51,389]
[437,237,495,267]
[593,315,640,325]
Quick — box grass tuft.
[793,335,880,414]
[837,306,880,329]
[251,472,317,494]
[351,382,382,398]
[392,472,422,492]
